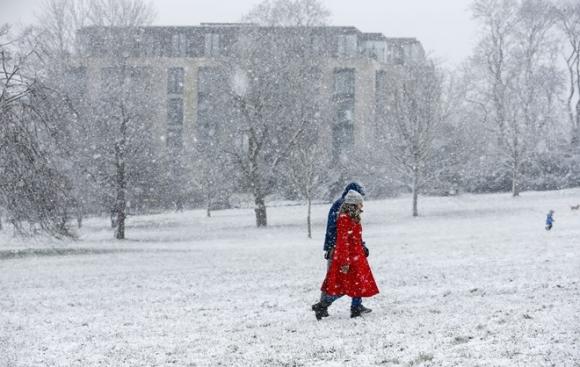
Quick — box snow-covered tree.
[378,61,446,216]
[30,0,158,239]
[469,0,562,196]
[90,62,158,239]
[287,142,330,238]
[216,0,330,227]
[243,0,330,26]
[0,25,76,237]
[554,1,580,143]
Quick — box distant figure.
[571,204,580,211]
[312,190,379,320]
[546,210,555,231]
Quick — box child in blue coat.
[545,210,554,231]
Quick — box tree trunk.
[576,51,580,132]
[115,165,126,239]
[254,194,267,227]
[76,204,83,229]
[576,98,580,135]
[307,197,312,239]
[572,127,580,146]
[58,209,68,234]
[114,145,126,240]
[249,152,267,227]
[412,167,420,217]
[207,191,212,218]
[512,159,520,197]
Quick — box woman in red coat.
[312,190,379,319]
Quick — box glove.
[362,245,369,257]
[340,264,350,274]
[324,248,334,260]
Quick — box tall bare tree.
[380,62,445,216]
[33,0,157,239]
[0,25,76,237]
[243,0,330,26]
[287,142,330,238]
[470,0,561,196]
[554,1,580,143]
[218,0,329,227]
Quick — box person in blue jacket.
[546,210,555,231]
[314,181,369,318]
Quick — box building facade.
[76,24,425,163]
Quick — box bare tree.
[224,38,309,226]
[470,0,561,196]
[243,0,330,26]
[188,140,234,218]
[218,0,329,227]
[380,62,445,216]
[0,25,75,237]
[89,57,157,239]
[86,0,156,27]
[36,0,90,61]
[287,142,330,238]
[472,0,520,196]
[32,0,158,239]
[554,1,580,143]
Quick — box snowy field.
[1,189,580,366]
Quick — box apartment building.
[76,24,425,163]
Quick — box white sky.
[1,0,478,66]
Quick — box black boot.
[351,304,372,318]
[312,301,330,320]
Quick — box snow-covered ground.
[1,189,580,366]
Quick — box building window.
[387,44,405,65]
[375,70,387,107]
[100,66,152,96]
[376,70,387,92]
[334,68,355,97]
[204,33,220,57]
[167,97,183,126]
[332,68,355,162]
[332,123,354,162]
[198,67,217,95]
[171,33,188,57]
[336,100,354,124]
[310,34,323,55]
[337,34,357,58]
[167,66,184,149]
[375,70,387,106]
[197,67,222,138]
[167,97,183,149]
[363,41,386,62]
[167,128,183,149]
[197,96,210,123]
[168,67,184,94]
[142,33,159,57]
[375,70,388,128]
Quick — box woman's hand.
[340,264,350,274]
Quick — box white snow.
[1,189,580,366]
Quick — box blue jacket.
[546,213,554,226]
[323,182,365,251]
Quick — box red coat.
[321,213,379,298]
